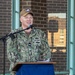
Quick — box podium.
[12,62,56,75]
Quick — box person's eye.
[25,17,28,19]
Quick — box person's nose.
[27,18,31,21]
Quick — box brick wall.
[31,0,47,32]
[47,0,67,73]
[47,0,67,13]
[0,0,11,73]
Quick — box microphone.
[27,24,33,30]
[8,24,33,39]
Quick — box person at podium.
[6,8,51,75]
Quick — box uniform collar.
[19,27,36,37]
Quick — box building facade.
[0,0,67,74]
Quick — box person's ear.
[20,16,23,22]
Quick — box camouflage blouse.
[6,27,51,72]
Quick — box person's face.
[20,14,33,28]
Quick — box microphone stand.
[0,25,33,75]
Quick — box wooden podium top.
[12,62,56,71]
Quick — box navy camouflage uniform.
[6,27,51,74]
